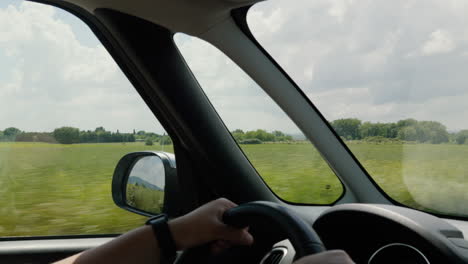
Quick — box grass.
[0,142,173,237]
[1,141,468,237]
[241,142,468,217]
[239,143,343,204]
[347,143,468,216]
[126,184,164,215]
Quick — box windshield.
[248,0,468,217]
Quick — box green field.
[241,142,468,217]
[0,142,173,237]
[1,141,468,237]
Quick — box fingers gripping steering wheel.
[223,201,326,260]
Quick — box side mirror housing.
[112,151,177,216]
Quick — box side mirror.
[112,151,176,216]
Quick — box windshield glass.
[248,0,468,217]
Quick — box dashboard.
[177,203,468,264]
[313,204,468,263]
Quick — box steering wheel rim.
[222,201,326,259]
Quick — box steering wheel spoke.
[223,201,326,260]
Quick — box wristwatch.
[146,214,177,263]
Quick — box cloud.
[247,0,468,130]
[0,2,164,133]
[175,34,301,133]
[328,0,354,23]
[421,30,455,55]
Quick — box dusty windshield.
[248,0,468,217]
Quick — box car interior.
[1,0,468,263]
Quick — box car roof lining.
[60,0,261,36]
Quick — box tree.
[53,127,80,144]
[95,127,106,133]
[455,130,468,144]
[160,135,172,145]
[331,118,362,140]
[417,121,449,144]
[359,122,379,138]
[231,129,245,142]
[4,127,21,137]
[232,129,291,142]
[397,126,418,141]
[244,129,274,142]
[272,130,292,141]
[239,138,263,144]
[396,118,418,128]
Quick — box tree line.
[0,126,171,145]
[2,119,468,145]
[331,118,468,144]
[231,129,293,144]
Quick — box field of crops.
[1,141,467,237]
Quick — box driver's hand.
[168,198,254,251]
[293,250,355,264]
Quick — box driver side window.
[0,1,172,237]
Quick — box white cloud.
[328,0,354,23]
[421,30,455,55]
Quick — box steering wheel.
[222,201,326,261]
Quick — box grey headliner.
[61,0,261,36]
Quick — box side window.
[174,34,343,204]
[0,1,173,236]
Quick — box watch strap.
[146,214,177,262]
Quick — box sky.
[247,0,468,132]
[1,0,468,134]
[0,1,164,133]
[129,156,165,189]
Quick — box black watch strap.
[146,214,177,263]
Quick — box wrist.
[146,214,177,262]
[168,218,190,250]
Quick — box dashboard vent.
[261,248,287,264]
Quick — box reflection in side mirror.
[126,156,165,214]
[112,151,176,216]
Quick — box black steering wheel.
[222,201,326,260]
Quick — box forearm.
[55,226,160,264]
[54,198,254,264]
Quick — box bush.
[239,138,263,144]
[53,127,80,144]
[145,139,153,146]
[455,130,468,145]
[160,135,172,145]
[363,136,403,144]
